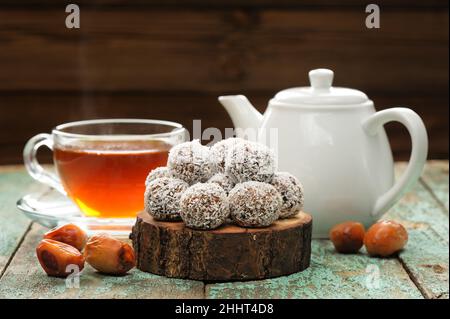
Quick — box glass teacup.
[24,119,186,218]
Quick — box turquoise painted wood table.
[0,161,448,299]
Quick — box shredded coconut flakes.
[225,140,276,183]
[229,181,282,227]
[270,172,304,218]
[180,183,229,230]
[144,177,188,221]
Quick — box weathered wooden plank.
[0,94,447,164]
[382,162,449,299]
[206,162,449,299]
[1,162,447,298]
[421,160,449,212]
[386,162,448,242]
[206,239,422,299]
[0,223,205,298]
[0,167,41,276]
[0,9,447,94]
[0,166,204,298]
[398,229,449,299]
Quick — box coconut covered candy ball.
[229,181,282,227]
[208,173,235,194]
[270,172,304,218]
[210,138,245,173]
[167,140,213,185]
[145,166,172,186]
[180,183,229,230]
[144,177,189,221]
[225,140,277,183]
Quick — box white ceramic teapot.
[218,68,428,238]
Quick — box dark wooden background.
[0,0,448,164]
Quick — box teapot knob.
[309,69,334,91]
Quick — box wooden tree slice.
[130,211,312,281]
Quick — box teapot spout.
[218,95,263,139]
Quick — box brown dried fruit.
[329,221,365,253]
[84,234,135,275]
[36,239,85,277]
[364,220,408,257]
[44,223,88,251]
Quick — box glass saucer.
[16,189,135,237]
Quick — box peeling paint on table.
[421,160,449,212]
[0,224,204,299]
[0,168,40,275]
[206,240,422,299]
[0,162,448,299]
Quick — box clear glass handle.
[23,133,66,195]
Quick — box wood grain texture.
[0,3,448,162]
[398,229,449,299]
[206,161,449,299]
[387,162,448,241]
[0,223,204,299]
[131,211,312,281]
[0,9,447,93]
[206,239,423,299]
[0,162,447,298]
[381,162,449,299]
[1,1,449,8]
[0,167,40,276]
[0,94,447,164]
[421,160,449,212]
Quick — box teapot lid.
[273,69,368,105]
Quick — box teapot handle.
[362,108,428,218]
